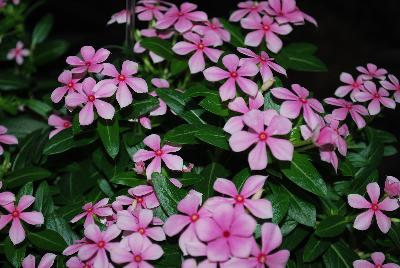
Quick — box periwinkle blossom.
[149,78,169,116]
[240,15,292,53]
[192,18,231,45]
[70,198,113,227]
[172,32,223,74]
[136,2,167,21]
[380,74,400,103]
[51,70,83,103]
[203,54,258,101]
[65,78,117,125]
[384,176,400,198]
[348,182,399,233]
[265,0,317,26]
[48,114,71,138]
[334,72,365,100]
[324,97,369,129]
[229,1,269,22]
[229,109,294,170]
[0,195,44,245]
[7,41,30,65]
[102,60,148,108]
[22,253,57,268]
[357,63,387,80]
[0,181,15,206]
[0,125,18,156]
[353,252,400,268]
[116,185,160,210]
[354,81,396,115]
[66,46,110,74]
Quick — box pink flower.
[70,198,113,227]
[192,18,231,45]
[271,84,324,129]
[324,97,369,129]
[107,9,129,24]
[0,125,18,156]
[66,46,110,74]
[357,63,387,80]
[51,70,83,103]
[134,161,146,175]
[65,78,117,125]
[347,182,399,233]
[117,208,166,241]
[136,3,167,21]
[238,47,286,82]
[265,0,305,25]
[164,191,211,255]
[78,224,121,268]
[203,54,258,101]
[66,257,93,268]
[133,134,183,179]
[334,72,364,100]
[354,81,396,115]
[63,238,89,256]
[195,203,256,262]
[116,185,160,210]
[148,78,169,116]
[156,3,207,33]
[22,253,57,268]
[240,15,292,52]
[380,74,400,103]
[227,223,290,268]
[48,114,71,139]
[102,60,148,108]
[0,181,15,206]
[0,195,44,245]
[110,233,164,267]
[353,252,400,268]
[229,109,293,170]
[7,41,30,65]
[229,1,269,22]
[172,32,223,74]
[384,176,400,198]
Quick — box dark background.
[32,0,400,174]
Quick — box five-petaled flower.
[51,70,83,103]
[0,125,18,156]
[48,114,71,138]
[335,72,365,100]
[354,81,396,115]
[7,41,30,65]
[324,97,369,129]
[353,252,400,268]
[66,46,110,74]
[71,198,113,227]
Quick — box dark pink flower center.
[134,255,142,263]
[251,5,258,11]
[371,203,379,211]
[118,74,126,81]
[374,93,380,99]
[259,56,267,62]
[190,213,200,222]
[257,253,267,263]
[262,24,270,32]
[197,43,205,50]
[63,122,71,128]
[222,230,231,238]
[138,227,146,235]
[86,207,93,213]
[352,82,359,88]
[97,241,106,248]
[235,194,245,203]
[15,48,21,54]
[11,210,19,218]
[136,197,144,204]
[155,149,163,157]
[210,24,217,29]
[178,12,184,16]
[88,95,96,102]
[375,265,383,268]
[83,264,91,268]
[259,132,268,141]
[230,71,238,78]
[85,62,91,67]
[67,82,74,88]
[345,104,353,110]
[300,97,307,104]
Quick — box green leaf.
[25,99,52,117]
[43,129,97,155]
[98,178,114,197]
[286,190,316,227]
[34,181,54,217]
[219,18,245,47]
[34,40,69,66]
[3,237,25,268]
[5,167,51,188]
[195,125,229,150]
[171,59,188,76]
[110,172,145,187]
[180,173,204,187]
[181,109,206,124]
[303,235,330,262]
[152,173,187,216]
[388,222,400,249]
[1,116,46,139]
[232,168,251,191]
[141,37,173,60]
[45,214,79,245]
[264,91,280,111]
[268,192,290,224]
[164,124,201,144]
[27,230,68,253]
[281,225,309,250]
[132,97,159,118]
[156,88,187,114]
[97,119,120,159]
[315,215,347,238]
[196,162,229,199]
[0,73,29,91]
[283,42,318,54]
[17,182,33,199]
[185,83,218,98]
[199,95,229,117]
[281,153,328,197]
[32,14,53,45]
[322,241,358,268]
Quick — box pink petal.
[94,99,115,120]
[37,253,57,268]
[142,243,164,260]
[102,63,119,77]
[22,255,36,268]
[368,99,381,115]
[116,83,133,108]
[353,210,374,231]
[188,50,205,74]
[229,131,258,152]
[177,193,201,215]
[103,224,121,242]
[146,226,166,241]
[80,46,95,61]
[65,93,87,107]
[84,224,102,243]
[245,199,273,219]
[248,141,267,170]
[219,78,237,101]
[143,134,161,151]
[236,77,258,97]
[133,149,155,162]
[266,250,290,268]
[161,154,183,171]
[353,260,375,268]
[203,67,229,82]
[172,41,197,55]
[207,238,230,262]
[224,116,244,134]
[195,218,221,242]
[367,182,381,203]
[371,252,385,265]
[379,198,399,212]
[245,30,265,47]
[19,212,44,225]
[261,222,283,254]
[229,236,253,258]
[145,157,161,179]
[265,32,283,53]
[213,178,238,197]
[17,195,35,211]
[266,137,293,161]
[375,211,391,233]
[117,211,138,231]
[10,218,25,244]
[92,48,110,63]
[175,17,193,33]
[110,245,133,264]
[348,194,371,209]
[243,109,266,133]
[230,213,256,237]
[222,54,240,72]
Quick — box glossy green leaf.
[322,241,358,268]
[232,168,251,191]
[281,225,309,250]
[110,172,145,187]
[171,59,187,76]
[132,97,159,118]
[97,119,120,159]
[156,88,187,114]
[45,214,79,245]
[195,125,229,150]
[164,124,201,144]
[303,235,330,262]
[34,40,69,66]
[34,181,54,217]
[199,95,229,117]
[5,167,51,188]
[32,14,53,45]
[315,215,347,238]
[43,129,97,155]
[0,73,29,91]
[196,162,229,199]
[268,192,290,224]
[185,83,218,98]
[219,18,245,47]
[141,37,173,60]
[3,238,25,268]
[27,230,68,253]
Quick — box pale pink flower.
[0,125,18,156]
[70,198,113,227]
[102,60,148,108]
[133,134,183,179]
[107,9,129,25]
[353,252,400,268]
[51,70,83,103]
[66,46,110,74]
[227,223,290,268]
[266,0,317,26]
[139,117,152,129]
[149,78,169,116]
[324,97,369,129]
[22,253,57,268]
[271,84,324,129]
[229,109,293,170]
[156,3,207,33]
[136,3,167,21]
[335,72,364,100]
[238,47,286,82]
[7,41,30,65]
[0,195,44,245]
[354,81,396,115]
[134,29,174,63]
[380,74,400,103]
[384,176,400,198]
[195,203,256,262]
[173,32,223,74]
[192,18,231,45]
[229,1,269,22]
[0,181,15,206]
[65,78,117,125]
[110,233,163,267]
[48,114,71,139]
[182,163,194,173]
[78,224,121,268]
[240,15,292,52]
[203,54,258,101]
[63,238,89,256]
[116,185,160,210]
[66,257,93,268]
[357,63,387,80]
[134,161,146,175]
[348,182,399,233]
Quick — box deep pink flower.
[110,233,163,267]
[192,18,231,45]
[173,32,223,74]
[348,182,399,233]
[22,253,57,268]
[353,252,400,268]
[66,46,110,74]
[271,84,324,129]
[116,185,160,210]
[357,63,387,80]
[7,41,29,65]
[0,125,18,156]
[65,78,117,125]
[265,0,305,24]
[70,198,113,227]
[240,15,292,52]
[66,257,93,268]
[195,203,256,262]
[324,97,369,129]
[78,224,121,268]
[107,9,129,24]
[229,1,269,22]
[335,72,364,100]
[48,114,71,139]
[0,181,15,206]
[102,60,148,108]
[384,176,400,198]
[354,81,396,115]
[136,3,167,21]
[133,134,183,179]
[380,74,400,103]
[229,109,293,170]
[51,70,83,103]
[203,54,258,101]
[238,47,286,82]
[0,195,44,245]
[156,3,207,33]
